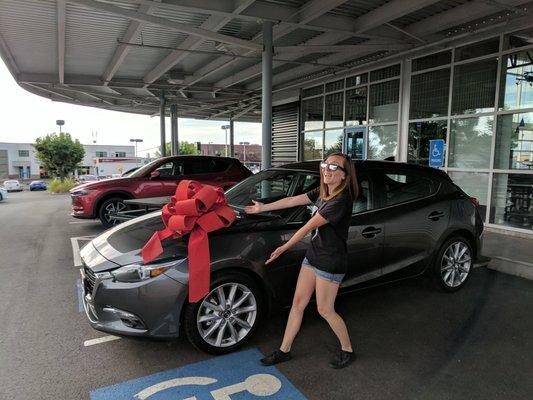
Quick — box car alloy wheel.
[440,240,472,289]
[197,282,257,348]
[103,200,126,225]
[184,272,263,354]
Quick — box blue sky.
[0,59,262,156]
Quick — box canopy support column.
[159,90,166,157]
[261,21,273,170]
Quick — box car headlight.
[71,189,96,196]
[111,259,185,283]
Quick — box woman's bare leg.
[279,266,316,352]
[315,278,353,352]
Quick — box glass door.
[344,126,367,159]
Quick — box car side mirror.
[150,170,161,179]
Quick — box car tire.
[183,272,263,355]
[432,235,473,292]
[98,197,127,228]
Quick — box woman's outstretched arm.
[244,193,312,214]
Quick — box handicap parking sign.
[90,348,307,400]
[428,139,445,168]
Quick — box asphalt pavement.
[0,190,532,400]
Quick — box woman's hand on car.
[266,245,287,265]
[244,200,264,214]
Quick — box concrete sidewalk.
[482,228,533,280]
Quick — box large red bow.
[141,180,236,302]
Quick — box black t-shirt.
[304,187,353,274]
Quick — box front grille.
[84,266,96,294]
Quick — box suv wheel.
[98,197,127,228]
[183,272,263,355]
[433,236,473,292]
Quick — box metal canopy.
[1,0,532,121]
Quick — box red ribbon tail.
[188,228,210,303]
[141,228,173,264]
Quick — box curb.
[486,256,533,281]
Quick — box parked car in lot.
[75,174,98,185]
[80,160,484,354]
[3,180,22,192]
[29,180,47,191]
[71,155,252,228]
[0,185,7,201]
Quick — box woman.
[245,153,358,369]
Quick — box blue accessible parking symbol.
[90,348,307,400]
[428,139,445,168]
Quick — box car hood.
[70,177,135,192]
[89,209,275,269]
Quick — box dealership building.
[1,0,532,235]
[0,142,139,179]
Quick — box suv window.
[183,158,227,174]
[378,170,438,206]
[156,160,183,178]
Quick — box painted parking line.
[69,220,100,224]
[70,236,96,267]
[76,279,84,312]
[90,348,307,400]
[84,335,121,347]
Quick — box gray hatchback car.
[80,160,484,354]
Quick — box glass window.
[490,173,533,231]
[95,151,107,157]
[303,131,323,161]
[115,152,126,157]
[455,38,499,62]
[326,79,343,93]
[369,79,399,123]
[380,171,438,207]
[410,68,450,119]
[325,92,344,128]
[302,97,324,131]
[448,171,489,220]
[408,120,447,166]
[449,116,493,169]
[324,129,343,157]
[452,59,498,115]
[156,160,183,177]
[302,85,323,98]
[370,64,400,82]
[368,125,397,161]
[226,170,318,214]
[495,112,533,170]
[353,177,371,214]
[345,87,367,126]
[412,51,451,72]
[18,150,29,157]
[498,51,533,111]
[503,28,533,50]
[346,73,367,87]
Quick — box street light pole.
[56,119,65,134]
[130,138,143,157]
[221,125,230,156]
[239,141,250,164]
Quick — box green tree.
[155,141,199,157]
[34,133,85,181]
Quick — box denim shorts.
[302,257,345,284]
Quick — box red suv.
[70,155,252,227]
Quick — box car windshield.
[128,159,161,178]
[225,169,320,216]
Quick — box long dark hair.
[319,152,358,201]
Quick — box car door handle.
[361,227,381,238]
[428,211,445,221]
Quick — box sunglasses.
[320,162,346,172]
